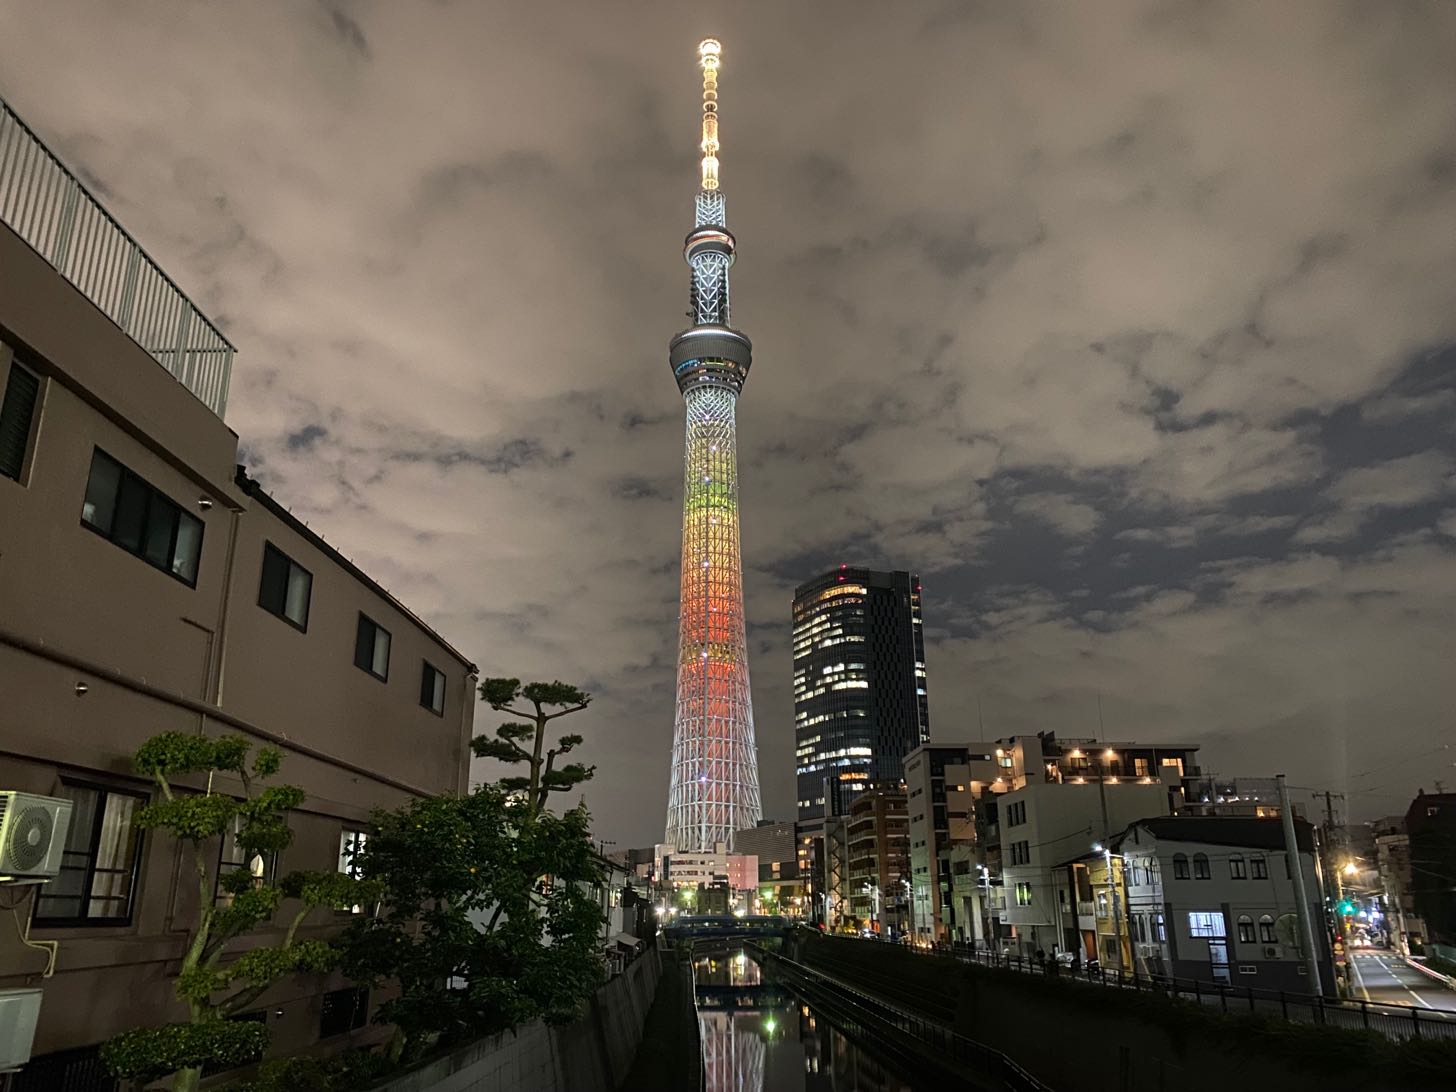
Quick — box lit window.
[338,829,371,914]
[1188,911,1225,938]
[216,813,277,906]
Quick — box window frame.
[32,780,148,928]
[318,986,370,1039]
[1188,911,1226,938]
[1259,914,1276,944]
[1172,853,1189,880]
[1237,914,1256,943]
[214,811,279,907]
[0,354,42,484]
[420,661,446,716]
[353,613,391,681]
[1250,855,1268,880]
[337,828,371,915]
[258,541,313,632]
[79,447,204,587]
[1192,853,1211,880]
[1229,854,1247,880]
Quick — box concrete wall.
[369,947,662,1092]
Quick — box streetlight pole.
[1278,775,1325,995]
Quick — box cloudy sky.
[5,1,1455,846]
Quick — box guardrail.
[0,94,235,417]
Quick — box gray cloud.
[7,0,1455,843]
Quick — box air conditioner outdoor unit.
[0,792,73,881]
[0,989,43,1072]
[1263,946,1279,959]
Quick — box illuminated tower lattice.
[665,38,762,852]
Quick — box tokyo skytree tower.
[664,39,762,852]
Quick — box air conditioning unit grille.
[9,807,55,873]
[0,791,73,879]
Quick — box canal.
[694,947,914,1092]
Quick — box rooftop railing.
[0,94,234,418]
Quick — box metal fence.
[0,95,234,418]
[942,942,1456,1042]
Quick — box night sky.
[5,2,1454,848]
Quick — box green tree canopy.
[471,678,594,816]
[102,733,376,1092]
[335,786,604,1061]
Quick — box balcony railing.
[0,95,234,418]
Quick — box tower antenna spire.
[665,38,760,853]
[698,38,721,191]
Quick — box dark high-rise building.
[792,567,929,820]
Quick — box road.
[1348,951,1456,1017]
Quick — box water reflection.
[693,948,913,1092]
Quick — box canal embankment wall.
[793,933,1456,1092]
[365,945,662,1092]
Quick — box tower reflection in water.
[692,949,912,1092]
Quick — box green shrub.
[101,1022,268,1084]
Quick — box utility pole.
[1278,775,1324,995]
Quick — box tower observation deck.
[664,39,762,852]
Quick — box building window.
[1096,892,1109,918]
[33,783,146,925]
[319,986,369,1038]
[215,813,276,906]
[0,357,40,482]
[1172,853,1189,880]
[1154,912,1166,942]
[80,448,204,585]
[420,662,446,715]
[338,829,371,914]
[1015,882,1032,907]
[1193,853,1210,880]
[354,613,391,680]
[1259,914,1276,943]
[1133,757,1150,777]
[1229,854,1246,880]
[1237,914,1255,943]
[1250,855,1268,879]
[1188,911,1225,938]
[258,542,312,630]
[1161,757,1184,775]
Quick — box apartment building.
[906,733,1202,945]
[1107,816,1334,992]
[845,788,909,934]
[0,97,475,1087]
[1372,815,1428,955]
[903,743,997,941]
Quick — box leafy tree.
[336,786,605,1062]
[101,733,375,1092]
[471,678,594,816]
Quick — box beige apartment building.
[0,98,475,1088]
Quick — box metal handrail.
[0,93,235,417]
